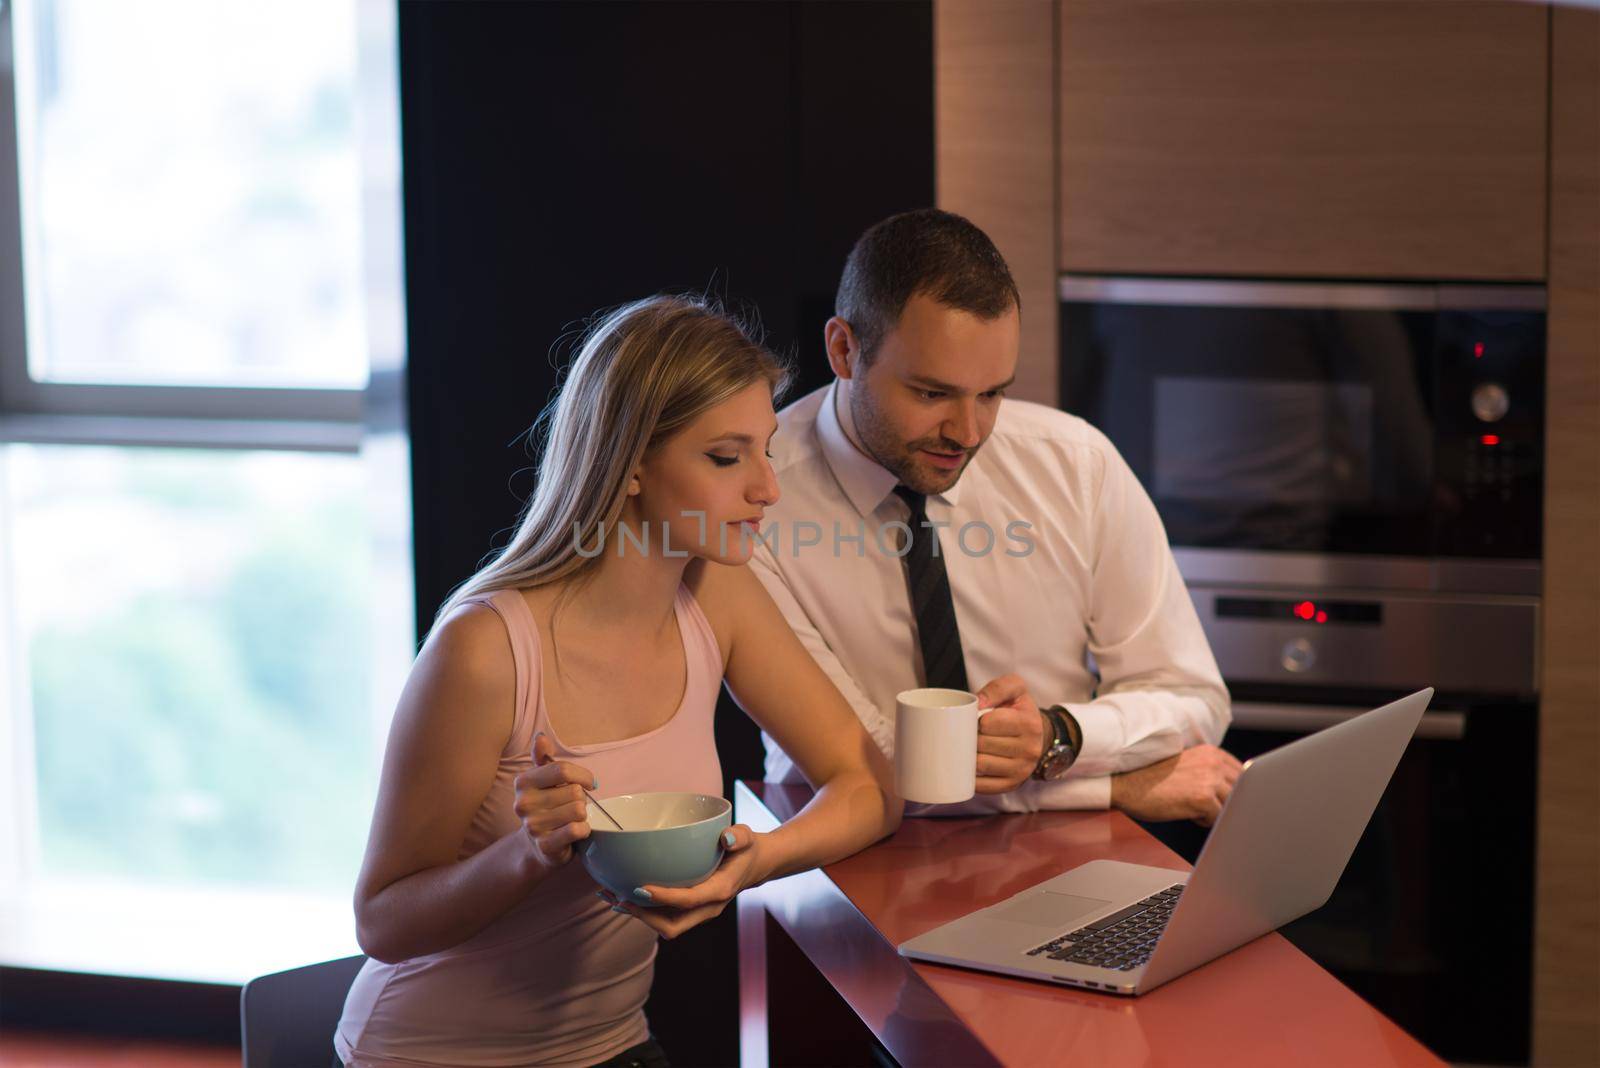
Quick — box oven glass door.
[1059,280,1544,559]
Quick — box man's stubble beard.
[848,381,973,496]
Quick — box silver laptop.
[897,688,1432,995]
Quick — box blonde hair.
[433,294,789,637]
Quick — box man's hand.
[973,674,1049,794]
[1110,745,1243,826]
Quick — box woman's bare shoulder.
[412,599,517,709]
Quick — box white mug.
[895,687,982,804]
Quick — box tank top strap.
[461,588,542,761]
[674,583,725,691]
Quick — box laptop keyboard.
[1025,883,1185,972]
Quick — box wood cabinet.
[1058,1,1549,280]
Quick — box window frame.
[0,0,385,453]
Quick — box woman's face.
[631,381,781,565]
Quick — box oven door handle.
[1229,701,1467,741]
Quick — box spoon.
[584,787,626,831]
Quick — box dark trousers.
[589,1036,671,1068]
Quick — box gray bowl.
[578,792,732,906]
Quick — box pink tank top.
[336,584,724,1068]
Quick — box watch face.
[1041,748,1076,781]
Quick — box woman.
[335,295,902,1068]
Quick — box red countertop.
[736,780,1445,1068]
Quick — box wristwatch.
[1033,705,1082,781]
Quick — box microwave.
[1059,276,1545,560]
[1059,276,1545,699]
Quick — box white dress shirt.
[749,381,1229,814]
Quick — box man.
[750,209,1240,820]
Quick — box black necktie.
[893,486,969,692]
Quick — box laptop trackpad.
[992,892,1112,927]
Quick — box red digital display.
[1216,597,1382,626]
[1481,434,1501,446]
[1473,342,1485,359]
[1291,600,1329,624]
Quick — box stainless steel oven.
[1060,277,1544,1064]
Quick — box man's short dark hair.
[835,208,1021,363]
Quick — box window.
[0,0,411,984]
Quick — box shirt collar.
[817,379,967,515]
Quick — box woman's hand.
[513,732,597,871]
[598,824,768,939]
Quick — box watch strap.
[1033,706,1070,779]
[1033,705,1081,781]
[1049,705,1083,757]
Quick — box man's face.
[847,292,1019,495]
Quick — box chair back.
[240,954,366,1068]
